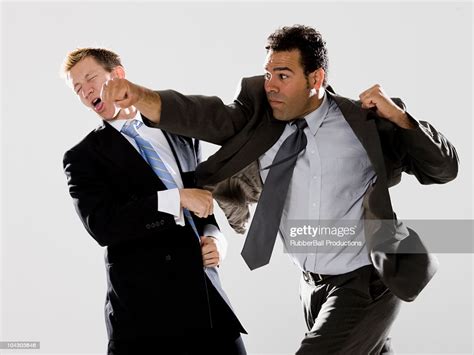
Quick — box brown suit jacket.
[146,75,459,302]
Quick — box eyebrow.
[275,66,294,72]
[265,66,295,73]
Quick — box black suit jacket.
[63,121,244,340]
[147,75,459,302]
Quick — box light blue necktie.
[121,119,200,238]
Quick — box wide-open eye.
[279,73,289,80]
[264,72,272,80]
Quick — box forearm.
[391,112,417,130]
[86,197,174,247]
[142,90,249,145]
[64,150,175,247]
[134,85,162,123]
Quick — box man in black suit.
[62,48,246,355]
[99,25,458,354]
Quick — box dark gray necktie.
[241,118,308,270]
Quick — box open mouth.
[91,98,104,112]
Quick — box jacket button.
[145,224,151,229]
[160,220,164,225]
[165,254,172,261]
[151,222,156,228]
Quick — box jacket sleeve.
[63,147,177,247]
[396,113,459,184]
[143,78,255,146]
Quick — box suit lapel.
[197,111,286,185]
[328,91,394,221]
[93,122,166,189]
[162,131,200,175]
[162,131,184,174]
[162,131,199,189]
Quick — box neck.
[301,87,325,117]
[312,86,325,105]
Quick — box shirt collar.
[107,109,142,132]
[302,90,330,136]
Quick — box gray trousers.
[296,265,401,355]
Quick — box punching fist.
[100,78,144,119]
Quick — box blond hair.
[62,47,122,76]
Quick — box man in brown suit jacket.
[100,25,458,354]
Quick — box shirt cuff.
[157,188,185,226]
[203,224,227,261]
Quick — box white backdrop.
[1,1,473,354]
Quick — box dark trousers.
[107,332,246,355]
[296,265,401,355]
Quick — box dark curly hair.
[266,25,329,87]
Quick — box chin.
[271,109,292,121]
[99,109,114,121]
[273,114,292,121]
[272,111,283,120]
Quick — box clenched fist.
[359,84,415,129]
[200,236,221,267]
[179,188,214,218]
[100,78,143,118]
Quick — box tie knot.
[293,118,308,130]
[121,119,143,139]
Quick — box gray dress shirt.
[259,92,375,274]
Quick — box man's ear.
[309,68,325,90]
[111,65,126,79]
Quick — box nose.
[82,85,94,101]
[264,75,279,94]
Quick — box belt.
[302,265,375,285]
[302,270,334,284]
